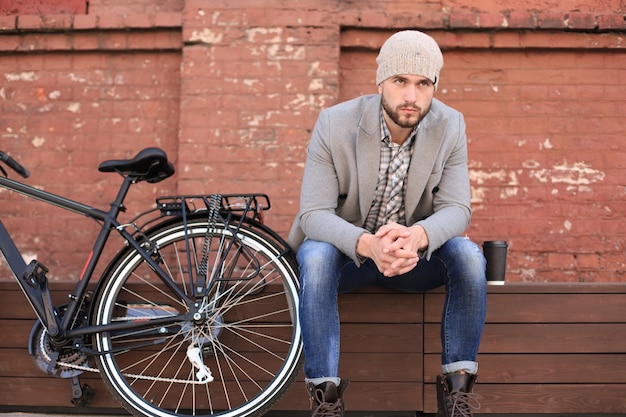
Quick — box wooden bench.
[274,283,626,414]
[2,281,626,414]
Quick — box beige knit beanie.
[376,30,444,89]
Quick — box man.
[288,30,487,417]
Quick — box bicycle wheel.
[92,216,302,417]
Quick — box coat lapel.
[356,96,382,223]
[405,108,446,218]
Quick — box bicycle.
[0,147,303,417]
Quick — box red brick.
[491,32,522,48]
[507,11,537,29]
[70,32,99,50]
[97,32,128,50]
[268,9,335,27]
[17,33,45,51]
[566,13,598,30]
[0,15,16,30]
[44,33,72,50]
[597,13,626,30]
[414,12,448,28]
[337,10,361,26]
[72,13,97,30]
[0,34,20,51]
[445,32,492,48]
[124,13,154,28]
[42,14,73,30]
[449,13,478,29]
[16,14,43,30]
[601,253,626,271]
[96,14,125,29]
[154,12,183,28]
[478,12,506,29]
[548,253,576,270]
[537,13,567,29]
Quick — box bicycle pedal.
[22,259,49,288]
[70,376,95,407]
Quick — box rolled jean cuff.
[442,360,478,375]
[305,377,341,386]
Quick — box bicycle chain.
[57,356,209,385]
[40,332,209,385]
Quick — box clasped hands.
[357,222,429,277]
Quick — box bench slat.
[425,323,626,353]
[426,292,626,323]
[424,353,626,383]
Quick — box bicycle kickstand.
[69,375,95,407]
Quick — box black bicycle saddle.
[98,147,175,183]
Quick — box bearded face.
[379,75,435,131]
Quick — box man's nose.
[404,87,418,102]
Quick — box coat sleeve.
[292,108,368,263]
[415,111,472,259]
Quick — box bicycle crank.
[28,319,88,378]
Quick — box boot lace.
[448,391,481,417]
[311,386,343,417]
[311,400,342,417]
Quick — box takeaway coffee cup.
[482,240,508,284]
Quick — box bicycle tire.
[92,216,303,417]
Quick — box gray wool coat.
[287,94,472,264]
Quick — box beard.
[381,95,431,129]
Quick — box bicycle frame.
[0,149,304,417]
[0,174,191,341]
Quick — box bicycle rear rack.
[156,193,271,224]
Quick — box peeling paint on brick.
[520,268,537,282]
[540,138,553,150]
[31,136,45,147]
[309,78,324,90]
[267,44,305,60]
[530,160,605,187]
[190,28,223,44]
[243,79,259,88]
[4,72,37,82]
[470,164,521,202]
[246,27,283,43]
[66,102,81,113]
[285,93,332,111]
[69,73,87,83]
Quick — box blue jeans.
[297,236,487,380]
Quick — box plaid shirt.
[363,111,417,233]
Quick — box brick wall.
[0,0,624,282]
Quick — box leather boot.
[436,372,480,417]
[306,380,349,417]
